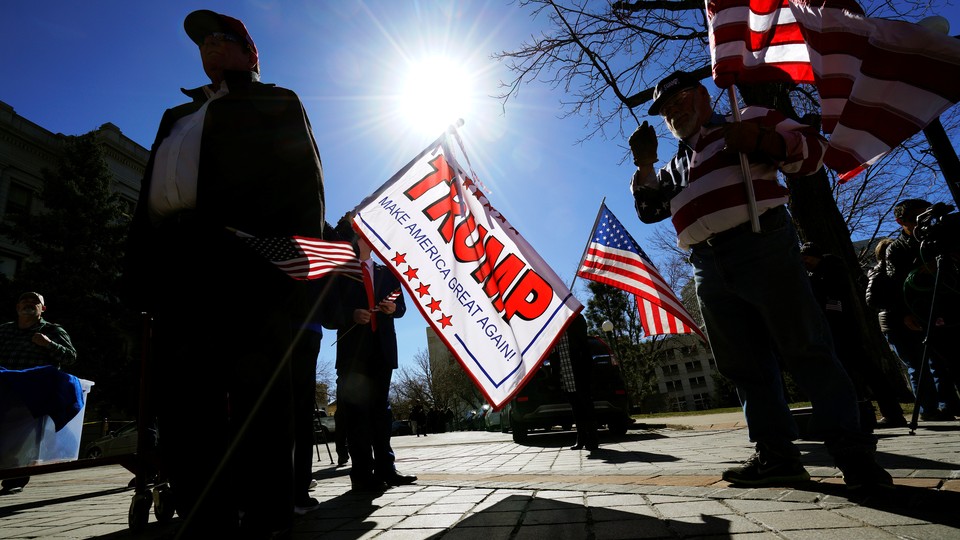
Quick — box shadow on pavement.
[0,486,130,519]
[585,447,681,465]
[796,441,960,472]
[515,429,668,449]
[792,481,960,529]
[425,494,733,539]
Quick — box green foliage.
[1,132,137,417]
[582,280,665,411]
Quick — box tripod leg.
[909,254,945,435]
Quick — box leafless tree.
[497,0,956,380]
[391,348,486,424]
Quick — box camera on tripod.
[914,202,960,256]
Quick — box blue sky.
[5,1,960,377]
[3,1,648,375]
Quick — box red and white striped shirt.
[633,107,826,248]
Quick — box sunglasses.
[203,32,244,46]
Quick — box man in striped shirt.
[628,70,891,491]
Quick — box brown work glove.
[629,121,658,167]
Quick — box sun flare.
[399,56,475,137]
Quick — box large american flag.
[577,204,705,340]
[234,231,361,280]
[707,0,960,181]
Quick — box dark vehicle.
[391,420,413,436]
[83,421,138,459]
[314,409,336,439]
[505,336,632,443]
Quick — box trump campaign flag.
[707,0,960,180]
[350,134,582,409]
[577,203,705,341]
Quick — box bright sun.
[399,56,475,138]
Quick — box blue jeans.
[690,210,868,455]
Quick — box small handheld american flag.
[231,228,361,280]
[372,288,402,311]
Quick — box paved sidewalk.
[0,415,958,539]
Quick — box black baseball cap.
[648,71,702,116]
[184,10,258,56]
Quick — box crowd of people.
[1,9,957,540]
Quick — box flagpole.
[726,87,761,233]
[569,198,607,291]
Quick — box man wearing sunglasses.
[124,10,325,537]
[627,70,891,492]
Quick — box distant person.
[883,200,960,420]
[867,238,942,420]
[0,291,77,495]
[123,9,325,536]
[322,216,416,491]
[627,70,890,489]
[553,313,597,451]
[411,403,426,437]
[800,242,906,429]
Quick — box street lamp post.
[601,320,623,363]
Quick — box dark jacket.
[884,230,924,327]
[322,263,406,374]
[123,70,325,314]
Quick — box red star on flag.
[426,298,442,313]
[403,266,419,281]
[392,252,407,266]
[415,283,431,298]
[437,313,453,329]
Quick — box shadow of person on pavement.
[424,494,734,539]
[787,480,960,529]
[513,429,668,449]
[740,441,960,530]
[585,447,681,465]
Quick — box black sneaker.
[293,496,321,516]
[722,451,810,486]
[836,460,894,491]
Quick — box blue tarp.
[0,366,83,431]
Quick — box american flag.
[577,204,705,340]
[372,288,402,311]
[707,0,960,181]
[234,231,361,280]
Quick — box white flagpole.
[726,87,761,233]
[569,198,607,291]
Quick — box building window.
[707,357,716,367]
[684,360,702,372]
[693,393,711,410]
[663,364,680,377]
[665,380,683,392]
[5,183,34,220]
[0,255,20,279]
[670,396,688,412]
[689,376,707,388]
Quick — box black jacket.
[123,71,325,314]
[321,263,406,374]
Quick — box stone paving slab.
[0,418,957,538]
